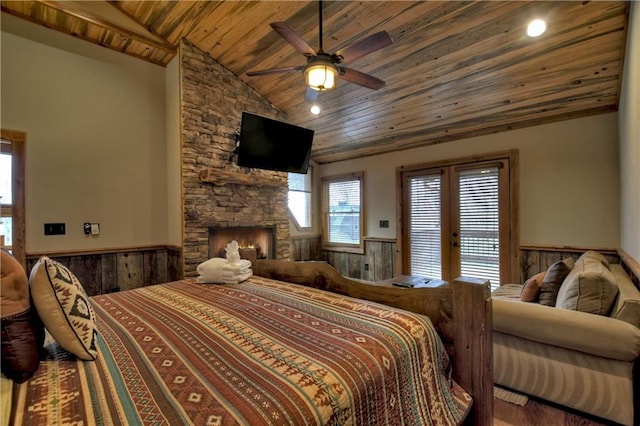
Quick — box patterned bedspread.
[11,276,471,425]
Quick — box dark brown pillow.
[539,258,575,307]
[520,271,546,302]
[1,249,44,382]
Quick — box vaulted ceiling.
[1,1,629,164]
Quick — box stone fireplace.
[209,226,276,260]
[180,40,292,277]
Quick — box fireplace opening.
[208,226,276,261]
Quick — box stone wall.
[180,40,291,276]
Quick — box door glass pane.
[458,167,500,286]
[408,174,441,278]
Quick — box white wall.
[317,113,620,249]
[1,14,168,253]
[618,1,640,261]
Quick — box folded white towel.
[223,259,252,272]
[196,258,227,283]
[196,258,254,284]
[223,269,253,284]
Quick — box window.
[322,172,364,252]
[288,168,312,230]
[1,129,26,267]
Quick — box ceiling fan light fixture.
[305,61,338,91]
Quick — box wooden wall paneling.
[518,247,619,283]
[116,252,144,291]
[143,250,158,285]
[290,239,301,261]
[538,251,563,276]
[101,253,117,292]
[364,240,377,281]
[168,247,183,281]
[371,241,384,282]
[328,251,341,275]
[67,254,102,296]
[156,249,169,284]
[142,249,168,285]
[348,253,362,280]
[290,237,322,261]
[382,241,396,280]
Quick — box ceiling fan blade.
[340,67,386,90]
[246,65,303,77]
[270,22,317,56]
[305,87,319,101]
[334,31,393,63]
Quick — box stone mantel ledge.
[200,168,284,187]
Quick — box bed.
[3,257,493,425]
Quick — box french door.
[400,154,516,286]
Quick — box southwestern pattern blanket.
[11,276,471,425]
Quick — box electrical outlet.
[379,220,389,228]
[364,263,369,271]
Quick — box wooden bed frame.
[253,259,493,425]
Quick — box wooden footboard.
[252,259,493,425]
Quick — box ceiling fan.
[246,0,393,99]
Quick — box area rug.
[494,385,529,406]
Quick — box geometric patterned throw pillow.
[29,256,98,360]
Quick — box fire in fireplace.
[208,226,276,260]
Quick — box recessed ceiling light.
[527,19,547,37]
[310,105,321,115]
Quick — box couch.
[492,250,640,425]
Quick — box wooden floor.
[494,396,613,426]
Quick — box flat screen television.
[236,112,314,174]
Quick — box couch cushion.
[492,284,524,301]
[29,256,98,360]
[556,255,618,315]
[539,258,574,307]
[520,271,546,302]
[609,264,640,327]
[579,250,610,268]
[0,249,44,383]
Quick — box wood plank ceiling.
[1,1,629,164]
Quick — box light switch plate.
[91,223,100,235]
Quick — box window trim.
[287,167,313,232]
[321,171,365,254]
[1,129,26,268]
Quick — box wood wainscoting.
[26,246,182,296]
[324,238,397,282]
[292,238,634,287]
[519,245,619,283]
[289,236,397,282]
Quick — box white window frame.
[322,172,364,253]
